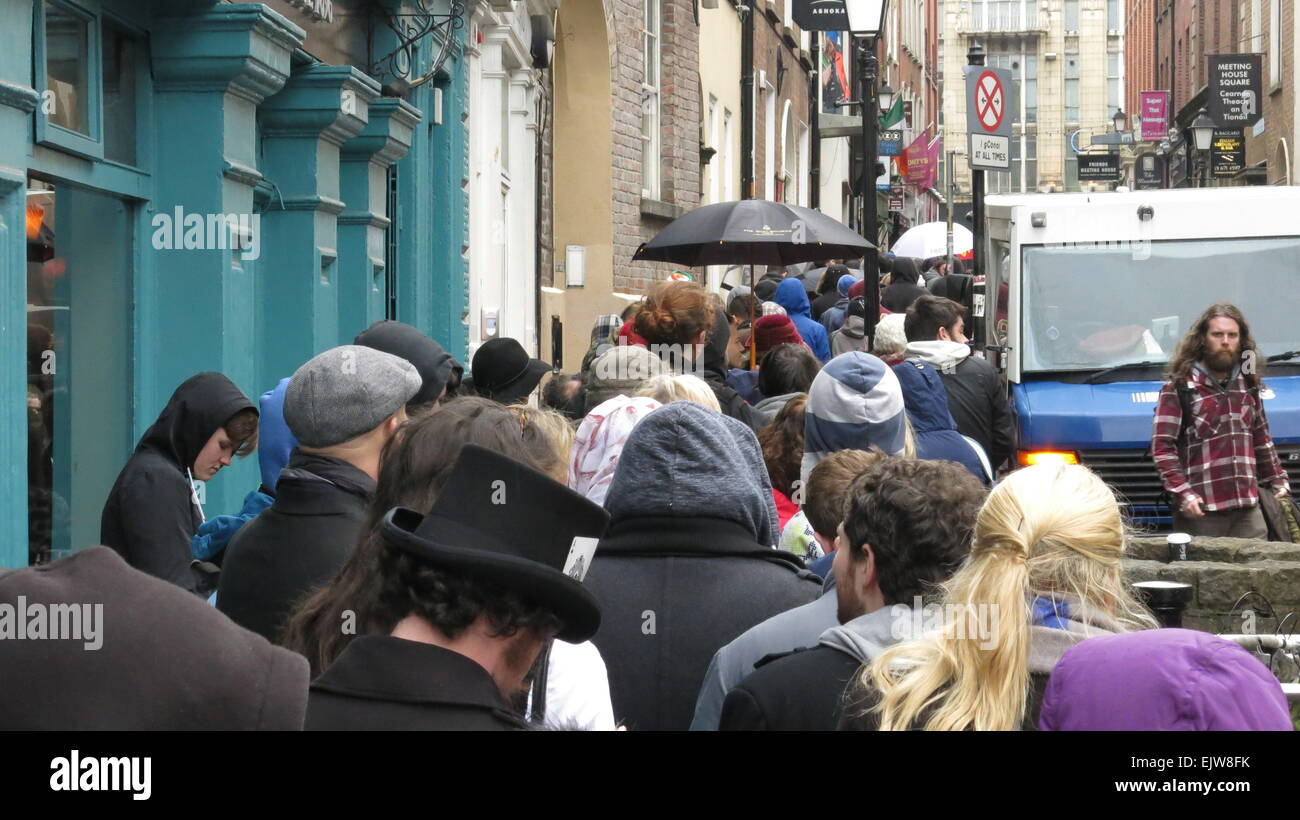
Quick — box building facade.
[7,0,470,567]
[941,0,1126,199]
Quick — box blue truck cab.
[976,187,1300,526]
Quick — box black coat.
[217,450,375,643]
[720,643,860,731]
[101,372,254,594]
[306,635,530,730]
[584,515,822,731]
[939,356,1015,471]
[0,547,308,730]
[703,306,757,428]
[810,289,842,322]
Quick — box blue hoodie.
[190,378,298,562]
[819,274,858,336]
[891,360,990,483]
[773,279,831,362]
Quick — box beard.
[1206,348,1238,372]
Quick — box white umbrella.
[890,221,973,260]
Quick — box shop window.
[26,176,134,564]
[34,1,143,165]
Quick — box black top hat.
[471,338,551,404]
[380,444,609,642]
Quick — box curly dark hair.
[1164,303,1262,386]
[375,546,562,642]
[758,393,807,498]
[279,396,565,675]
[842,457,986,606]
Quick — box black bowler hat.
[380,444,609,642]
[471,338,552,403]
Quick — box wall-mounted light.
[565,245,586,288]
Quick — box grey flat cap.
[285,345,422,447]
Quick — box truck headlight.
[1016,450,1080,467]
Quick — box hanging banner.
[1139,91,1169,142]
[1208,54,1263,128]
[820,32,848,115]
[879,129,904,156]
[904,132,933,185]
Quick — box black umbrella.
[632,200,873,267]
[633,200,874,366]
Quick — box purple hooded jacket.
[1039,629,1293,731]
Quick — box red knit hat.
[746,314,804,358]
[848,279,866,300]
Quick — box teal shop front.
[1,0,469,568]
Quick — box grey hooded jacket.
[584,402,821,731]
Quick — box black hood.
[354,320,462,405]
[703,306,732,380]
[138,373,255,472]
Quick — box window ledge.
[640,196,683,220]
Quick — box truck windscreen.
[1021,237,1300,373]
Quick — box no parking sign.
[966,66,1014,171]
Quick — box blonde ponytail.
[855,463,1157,731]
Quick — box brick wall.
[539,67,555,290]
[753,0,811,205]
[610,0,701,293]
[1246,0,1295,183]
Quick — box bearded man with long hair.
[1151,303,1289,537]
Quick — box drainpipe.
[740,0,754,199]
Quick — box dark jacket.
[585,402,821,730]
[810,289,842,323]
[0,547,308,729]
[306,635,530,730]
[101,372,255,594]
[217,450,375,643]
[702,307,758,428]
[905,341,1014,470]
[719,604,903,731]
[892,360,990,482]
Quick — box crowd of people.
[0,261,1294,732]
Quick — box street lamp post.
[946,144,965,275]
[1190,107,1215,188]
[845,0,887,345]
[967,41,986,289]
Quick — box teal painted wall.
[0,0,471,566]
[393,13,469,362]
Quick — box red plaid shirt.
[1151,365,1289,512]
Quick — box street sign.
[1134,152,1163,189]
[792,0,849,31]
[1077,153,1121,182]
[1090,131,1138,146]
[966,67,1013,138]
[966,65,1013,172]
[1208,54,1263,128]
[879,129,903,156]
[1211,128,1245,177]
[969,134,1010,170]
[1140,91,1169,142]
[888,192,904,212]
